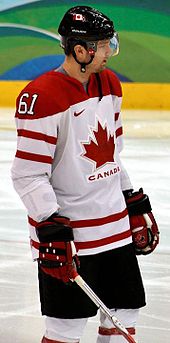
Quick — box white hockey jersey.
[11,68,133,259]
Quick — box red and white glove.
[36,214,79,283]
[124,188,159,255]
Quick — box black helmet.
[58,6,115,42]
[58,6,118,72]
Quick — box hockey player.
[11,6,159,343]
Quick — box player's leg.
[38,255,99,343]
[95,244,145,342]
[96,308,139,342]
[41,316,88,342]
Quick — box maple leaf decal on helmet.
[82,121,115,169]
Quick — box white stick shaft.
[74,274,137,343]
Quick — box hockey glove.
[36,214,79,283]
[124,188,159,255]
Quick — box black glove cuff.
[124,188,152,216]
[36,214,74,243]
[122,189,133,198]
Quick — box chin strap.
[72,50,95,73]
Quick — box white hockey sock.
[96,308,139,343]
[44,316,87,343]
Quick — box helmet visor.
[89,32,119,58]
[109,32,119,56]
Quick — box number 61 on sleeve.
[18,92,38,115]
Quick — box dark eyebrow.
[98,39,110,46]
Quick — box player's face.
[90,39,113,72]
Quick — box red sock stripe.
[98,326,135,336]
[42,337,79,343]
[42,337,59,343]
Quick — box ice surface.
[0,109,170,342]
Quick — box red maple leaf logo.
[82,121,115,169]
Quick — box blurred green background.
[0,0,170,82]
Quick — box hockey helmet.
[58,6,119,57]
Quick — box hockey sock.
[96,308,138,343]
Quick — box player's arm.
[109,72,159,254]
[107,69,133,191]
[11,85,60,222]
[114,89,133,191]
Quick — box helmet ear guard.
[60,37,97,72]
[71,40,96,73]
[60,37,97,56]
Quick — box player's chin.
[95,63,107,73]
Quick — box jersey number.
[18,93,38,115]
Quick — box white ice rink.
[0,108,170,342]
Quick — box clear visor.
[109,32,119,56]
[86,32,119,57]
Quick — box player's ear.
[74,45,87,60]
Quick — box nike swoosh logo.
[74,109,85,117]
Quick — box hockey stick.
[73,273,137,343]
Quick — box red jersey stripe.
[115,112,119,121]
[71,208,128,228]
[16,150,53,164]
[17,129,57,145]
[30,239,39,249]
[75,229,131,250]
[28,216,37,226]
[116,126,123,138]
[30,229,131,252]
[28,208,128,229]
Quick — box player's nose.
[105,44,113,58]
